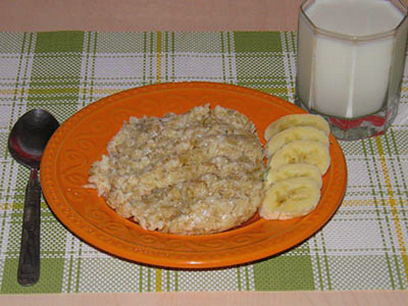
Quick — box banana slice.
[264,163,322,188]
[264,114,330,141]
[268,140,330,175]
[260,177,321,220]
[265,126,329,157]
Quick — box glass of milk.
[296,0,408,140]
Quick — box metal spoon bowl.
[8,109,59,286]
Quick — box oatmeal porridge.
[87,104,264,235]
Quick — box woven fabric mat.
[0,31,407,293]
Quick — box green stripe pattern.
[0,31,407,293]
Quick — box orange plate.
[41,82,347,269]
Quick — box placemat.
[0,31,407,293]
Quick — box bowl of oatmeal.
[41,82,347,268]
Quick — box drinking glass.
[296,0,408,140]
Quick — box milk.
[297,0,407,118]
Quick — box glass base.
[295,98,398,141]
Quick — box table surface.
[1,1,408,305]
[2,0,304,32]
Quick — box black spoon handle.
[17,168,41,286]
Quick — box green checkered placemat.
[0,31,407,294]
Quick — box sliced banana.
[264,163,322,188]
[268,140,330,175]
[264,114,330,141]
[265,126,329,157]
[260,177,321,220]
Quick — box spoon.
[8,109,59,286]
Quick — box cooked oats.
[87,104,264,235]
